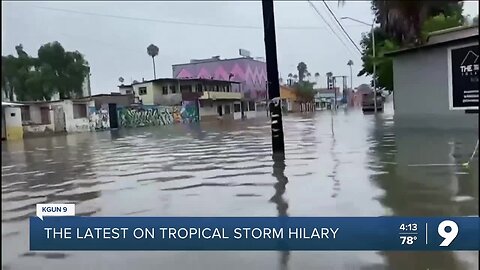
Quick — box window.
[224,104,231,114]
[215,85,219,92]
[139,87,147,95]
[170,85,177,94]
[225,85,230,92]
[248,101,256,111]
[40,107,51,124]
[21,106,31,121]
[126,90,133,94]
[73,104,87,119]
[162,86,168,95]
[234,103,241,113]
[196,84,203,92]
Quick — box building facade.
[122,78,253,121]
[387,26,478,130]
[172,56,267,101]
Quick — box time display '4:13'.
[399,224,417,231]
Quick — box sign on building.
[448,43,479,110]
[239,49,251,58]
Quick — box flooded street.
[2,101,478,270]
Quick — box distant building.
[386,25,478,129]
[280,85,300,112]
[172,56,267,102]
[314,88,341,110]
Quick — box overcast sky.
[2,1,479,94]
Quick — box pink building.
[172,56,267,101]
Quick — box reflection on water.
[2,101,478,270]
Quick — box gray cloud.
[2,1,478,94]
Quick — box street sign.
[448,43,479,110]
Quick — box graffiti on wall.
[89,107,110,130]
[118,104,198,128]
[181,101,199,123]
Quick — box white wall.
[62,100,91,133]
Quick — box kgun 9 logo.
[438,220,458,247]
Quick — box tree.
[347,60,354,90]
[357,7,463,91]
[296,62,307,82]
[147,44,159,79]
[293,74,298,81]
[371,0,462,45]
[1,41,89,101]
[36,42,89,99]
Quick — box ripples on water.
[2,102,478,270]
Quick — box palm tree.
[287,73,293,86]
[306,72,312,81]
[297,62,307,82]
[147,44,159,79]
[314,72,321,87]
[347,60,354,90]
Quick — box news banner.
[31,204,479,251]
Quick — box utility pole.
[333,77,337,111]
[262,0,285,155]
[371,22,377,113]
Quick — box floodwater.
[2,100,478,270]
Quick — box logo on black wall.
[449,44,479,110]
[459,50,479,76]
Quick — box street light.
[340,16,377,113]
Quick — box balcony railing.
[199,91,243,100]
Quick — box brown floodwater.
[2,101,478,270]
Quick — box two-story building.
[172,56,267,102]
[121,78,249,120]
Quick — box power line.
[306,1,357,57]
[321,0,362,54]
[30,5,363,31]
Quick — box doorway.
[108,103,119,129]
[217,105,223,116]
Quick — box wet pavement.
[2,100,478,270]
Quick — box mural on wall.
[89,107,110,130]
[181,101,199,123]
[118,104,198,128]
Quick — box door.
[53,106,66,132]
[108,103,118,129]
[217,105,223,116]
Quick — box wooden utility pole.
[262,0,285,155]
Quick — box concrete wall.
[22,104,56,137]
[133,82,155,105]
[198,100,235,120]
[63,100,91,133]
[92,95,133,109]
[392,41,478,130]
[3,106,23,140]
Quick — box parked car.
[362,92,384,112]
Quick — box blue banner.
[30,217,479,251]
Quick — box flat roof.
[130,78,241,86]
[385,26,478,57]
